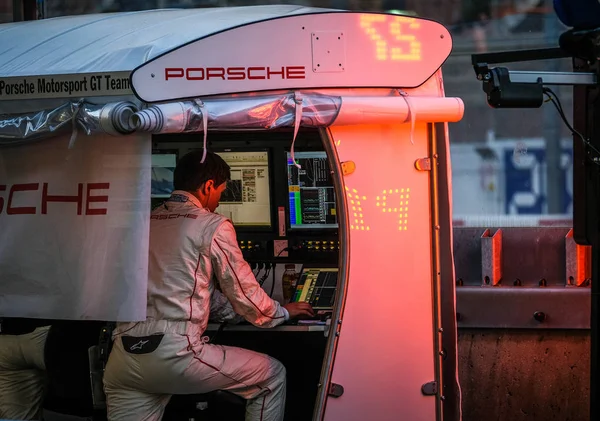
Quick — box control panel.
[297,239,340,253]
[236,235,271,262]
[238,239,268,255]
[287,237,340,260]
[237,234,339,264]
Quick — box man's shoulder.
[151,202,204,219]
[209,213,234,231]
[150,205,231,233]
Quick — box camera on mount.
[471,27,600,110]
[474,65,544,109]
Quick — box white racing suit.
[103,191,289,421]
[0,324,50,420]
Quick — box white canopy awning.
[0,5,331,77]
[0,6,463,144]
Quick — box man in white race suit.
[0,319,50,420]
[103,150,314,421]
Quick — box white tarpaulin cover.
[0,6,330,78]
[0,133,150,321]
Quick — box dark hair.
[173,150,231,192]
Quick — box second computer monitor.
[287,151,338,229]
[215,150,272,227]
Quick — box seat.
[163,391,246,421]
[88,345,246,421]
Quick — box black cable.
[543,90,600,207]
[250,262,258,278]
[544,88,584,140]
[276,247,290,257]
[269,264,277,297]
[261,248,292,297]
[543,87,600,165]
[255,265,263,281]
[258,264,271,287]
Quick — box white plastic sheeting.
[0,91,465,145]
[131,93,341,133]
[0,101,138,146]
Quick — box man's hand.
[283,302,315,319]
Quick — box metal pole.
[580,62,600,421]
[543,0,563,214]
[572,53,600,421]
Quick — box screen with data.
[215,150,271,227]
[287,151,338,229]
[292,267,339,309]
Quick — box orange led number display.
[345,186,370,231]
[345,186,410,231]
[359,14,422,62]
[376,188,410,231]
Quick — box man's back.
[147,192,225,330]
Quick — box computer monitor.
[287,151,338,229]
[151,152,177,198]
[214,150,272,227]
[291,267,339,310]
